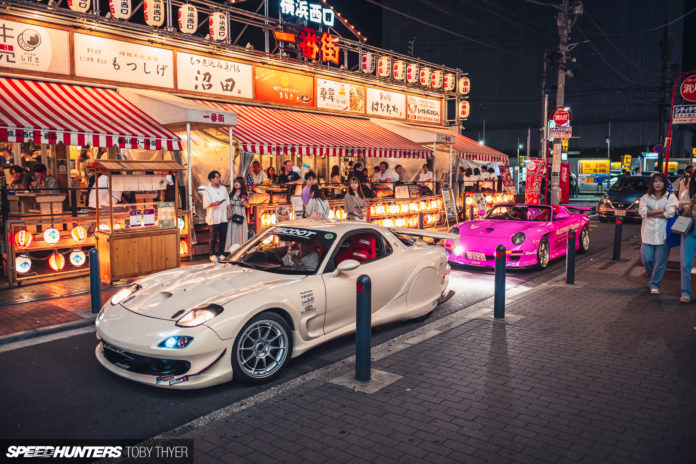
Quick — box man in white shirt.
[375,161,394,182]
[479,165,491,190]
[248,160,268,186]
[88,174,123,209]
[203,170,231,262]
[393,164,403,182]
[418,164,434,192]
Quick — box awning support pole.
[229,126,235,184]
[449,144,453,189]
[186,122,193,214]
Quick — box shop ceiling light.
[43,228,61,245]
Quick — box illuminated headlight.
[600,197,612,206]
[95,310,105,326]
[511,232,526,245]
[454,245,465,256]
[630,200,639,209]
[110,284,141,306]
[158,336,194,349]
[176,304,224,327]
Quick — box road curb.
[0,316,95,346]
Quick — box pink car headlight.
[454,245,465,256]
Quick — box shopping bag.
[671,215,694,235]
[666,214,682,247]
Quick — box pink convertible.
[446,204,590,270]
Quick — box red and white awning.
[0,78,182,150]
[195,100,431,158]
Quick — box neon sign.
[280,0,335,27]
[298,28,339,64]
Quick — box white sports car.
[95,220,456,389]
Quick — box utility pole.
[658,22,671,171]
[539,50,549,162]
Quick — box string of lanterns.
[13,225,92,274]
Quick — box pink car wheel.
[536,237,550,270]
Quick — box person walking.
[225,176,250,252]
[678,174,696,302]
[639,173,678,295]
[344,176,367,221]
[203,170,231,262]
[304,184,330,219]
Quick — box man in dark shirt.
[351,162,368,183]
[278,160,301,185]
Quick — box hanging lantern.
[14,229,32,249]
[458,76,471,95]
[99,224,111,232]
[71,225,87,243]
[43,227,61,245]
[178,4,198,34]
[144,0,165,27]
[431,70,443,89]
[361,53,375,74]
[419,67,432,87]
[377,56,392,77]
[458,100,470,119]
[69,250,86,267]
[393,60,405,81]
[15,255,31,274]
[67,0,91,13]
[444,73,456,92]
[209,12,227,41]
[48,252,66,271]
[109,0,132,20]
[179,240,189,257]
[406,64,419,84]
[178,217,185,231]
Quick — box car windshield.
[224,226,337,274]
[485,205,551,222]
[610,178,649,192]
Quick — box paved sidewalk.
[168,238,696,463]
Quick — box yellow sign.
[610,162,621,171]
[692,147,696,156]
[519,156,525,165]
[562,139,568,152]
[668,161,678,172]
[623,154,632,166]
[578,160,610,175]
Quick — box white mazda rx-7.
[95,220,456,389]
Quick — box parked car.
[598,176,650,222]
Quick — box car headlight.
[176,304,224,327]
[110,284,141,306]
[511,232,526,245]
[600,197,612,206]
[158,336,194,349]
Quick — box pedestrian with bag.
[305,184,330,219]
[344,176,367,221]
[678,173,696,302]
[639,173,678,295]
[225,176,250,252]
[203,170,231,262]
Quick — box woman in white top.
[304,184,330,218]
[225,176,250,253]
[638,173,678,295]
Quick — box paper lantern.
[48,253,66,271]
[178,218,185,231]
[419,67,432,87]
[459,100,470,119]
[71,225,87,243]
[361,53,375,73]
[15,255,31,274]
[393,60,405,81]
[67,0,91,13]
[458,76,471,95]
[209,12,227,41]
[178,4,198,34]
[406,64,419,84]
[99,224,111,232]
[444,73,456,92]
[144,0,165,27]
[109,0,132,19]
[179,240,189,257]
[431,70,443,89]
[69,250,86,267]
[43,228,61,245]
[377,56,392,77]
[14,229,32,249]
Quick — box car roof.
[269,219,384,235]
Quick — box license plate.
[466,252,486,261]
[614,209,626,216]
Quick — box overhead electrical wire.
[581,6,696,37]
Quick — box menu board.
[74,34,174,88]
[316,78,365,114]
[177,52,253,99]
[578,160,610,175]
[366,88,406,119]
[441,188,457,220]
[406,95,442,124]
[0,18,70,75]
[254,66,314,106]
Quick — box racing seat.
[335,234,377,265]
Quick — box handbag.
[665,193,682,247]
[671,215,693,235]
[231,214,244,224]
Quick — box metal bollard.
[566,229,576,284]
[89,248,101,313]
[355,274,372,381]
[612,218,622,261]
[417,211,424,229]
[494,245,506,319]
[469,204,475,221]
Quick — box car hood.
[121,263,303,320]
[458,219,544,239]
[605,190,643,203]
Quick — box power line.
[576,27,639,86]
[582,6,696,37]
[465,0,556,39]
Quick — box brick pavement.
[173,238,696,464]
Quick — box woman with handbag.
[678,174,696,302]
[225,176,250,253]
[344,177,367,221]
[639,173,678,295]
[304,184,329,219]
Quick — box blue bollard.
[355,274,372,381]
[494,245,506,319]
[89,248,101,313]
[566,229,576,284]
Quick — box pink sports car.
[446,204,590,270]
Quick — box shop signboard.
[177,52,253,99]
[498,165,516,194]
[0,19,70,75]
[279,0,335,27]
[623,154,632,166]
[316,78,365,114]
[548,124,572,139]
[610,162,622,171]
[366,87,405,119]
[474,193,487,214]
[254,66,314,107]
[680,75,696,102]
[74,33,174,88]
[578,160,610,175]
[673,104,696,124]
[525,159,545,205]
[441,188,457,220]
[406,95,441,124]
[560,162,570,204]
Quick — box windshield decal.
[275,227,317,238]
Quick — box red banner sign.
[525,159,545,205]
[560,162,570,204]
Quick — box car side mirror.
[331,259,360,277]
[555,212,570,220]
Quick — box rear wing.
[391,228,459,244]
[563,205,593,215]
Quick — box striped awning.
[440,130,508,163]
[0,78,182,150]
[195,100,431,158]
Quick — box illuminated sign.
[623,154,632,166]
[316,78,365,113]
[366,88,405,119]
[255,66,314,106]
[280,0,335,27]
[298,29,339,64]
[610,162,621,171]
[406,95,441,124]
[578,160,610,175]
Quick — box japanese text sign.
[0,19,69,74]
[680,75,696,102]
[254,66,314,106]
[673,104,696,124]
[406,95,441,124]
[177,52,253,99]
[316,78,365,114]
[578,160,609,175]
[279,0,335,27]
[298,29,340,64]
[366,87,405,119]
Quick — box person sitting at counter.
[267,166,278,183]
[278,160,301,185]
[330,165,343,184]
[8,165,30,190]
[375,162,394,182]
[418,164,434,194]
[88,174,124,208]
[351,163,368,183]
[246,160,268,187]
[393,165,403,183]
[30,163,59,193]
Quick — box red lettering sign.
[680,75,696,102]
[552,108,571,126]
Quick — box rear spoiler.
[391,228,459,244]
[563,205,593,214]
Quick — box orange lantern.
[400,203,409,214]
[48,252,66,271]
[419,201,427,211]
[14,229,32,249]
[179,240,189,257]
[409,202,418,212]
[369,206,376,216]
[71,225,88,243]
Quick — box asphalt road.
[0,219,641,440]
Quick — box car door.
[552,209,576,257]
[320,230,402,335]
